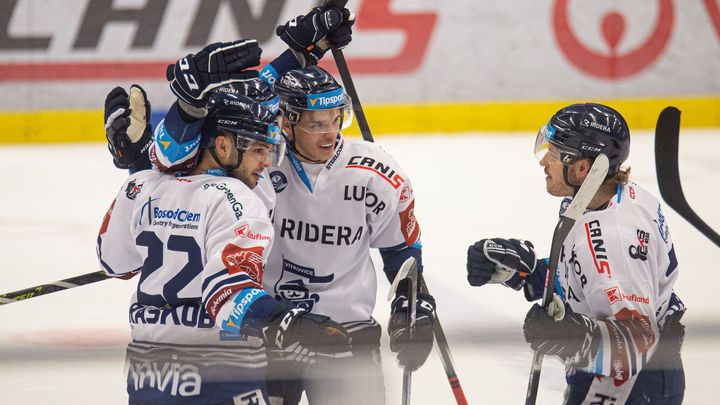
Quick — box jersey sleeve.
[568,217,660,386]
[149,102,204,173]
[358,148,423,279]
[199,183,276,321]
[96,176,144,277]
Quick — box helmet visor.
[281,93,354,134]
[236,123,286,167]
[534,124,578,165]
[534,124,555,160]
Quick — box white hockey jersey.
[96,170,274,355]
[556,181,680,403]
[265,136,421,324]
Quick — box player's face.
[539,144,575,197]
[232,141,273,189]
[291,109,341,162]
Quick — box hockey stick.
[389,258,419,405]
[655,106,720,248]
[0,270,112,306]
[324,0,373,142]
[525,154,610,405]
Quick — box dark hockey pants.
[267,323,385,405]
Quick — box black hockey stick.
[418,275,469,405]
[324,0,373,142]
[525,154,609,405]
[388,258,419,405]
[655,106,720,248]
[0,270,112,306]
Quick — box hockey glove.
[263,300,352,368]
[388,285,436,371]
[276,7,353,66]
[523,299,598,363]
[104,85,153,171]
[467,238,539,290]
[166,39,261,110]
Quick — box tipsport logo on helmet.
[307,88,344,110]
[266,124,282,144]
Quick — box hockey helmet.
[202,94,285,167]
[534,103,630,175]
[209,78,279,114]
[274,66,353,134]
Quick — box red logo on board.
[552,0,674,79]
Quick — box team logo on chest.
[274,257,335,311]
[270,171,288,193]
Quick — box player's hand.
[388,285,436,371]
[104,85,153,170]
[263,300,352,368]
[523,298,597,362]
[467,238,539,290]
[166,39,261,109]
[276,6,354,66]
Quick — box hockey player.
[466,103,685,404]
[97,95,352,404]
[258,65,436,405]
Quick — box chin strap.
[562,165,581,196]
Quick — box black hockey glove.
[264,300,352,368]
[467,238,539,290]
[388,285,436,371]
[104,85,153,171]
[523,301,598,363]
[326,8,355,50]
[166,39,261,109]
[276,6,353,66]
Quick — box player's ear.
[214,134,233,159]
[572,158,592,180]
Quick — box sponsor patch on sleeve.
[222,244,264,284]
[399,199,420,246]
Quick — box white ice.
[1,131,718,404]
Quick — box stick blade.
[654,107,720,247]
[655,106,683,208]
[388,257,417,301]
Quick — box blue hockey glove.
[276,7,354,66]
[467,238,539,290]
[388,282,436,371]
[166,39,261,109]
[104,85,152,171]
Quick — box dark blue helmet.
[209,78,279,114]
[201,94,285,166]
[546,103,630,174]
[273,66,352,129]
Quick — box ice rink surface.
[1,131,718,404]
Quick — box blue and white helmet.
[203,94,285,167]
[273,66,353,133]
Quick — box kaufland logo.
[307,89,344,110]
